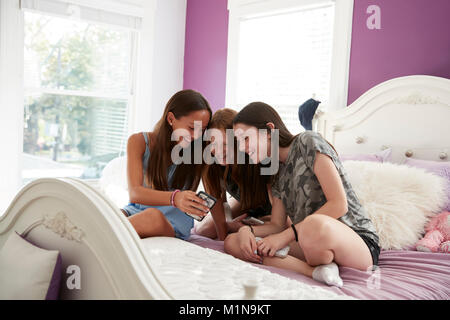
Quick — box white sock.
[312,262,343,287]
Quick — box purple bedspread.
[187,234,450,300]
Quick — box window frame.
[225,0,354,112]
[0,0,144,204]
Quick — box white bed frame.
[313,75,450,163]
[1,75,449,300]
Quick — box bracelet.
[170,189,180,207]
[291,223,299,242]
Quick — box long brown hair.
[233,101,338,159]
[148,89,212,191]
[202,108,270,212]
[233,101,297,148]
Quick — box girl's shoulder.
[127,132,152,154]
[297,131,340,167]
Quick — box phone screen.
[197,191,216,210]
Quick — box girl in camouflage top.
[224,102,380,287]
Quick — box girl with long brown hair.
[224,102,380,287]
[195,108,272,241]
[121,90,212,240]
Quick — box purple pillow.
[339,148,392,163]
[404,158,450,211]
[18,232,63,300]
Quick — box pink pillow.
[339,148,392,163]
[404,158,450,212]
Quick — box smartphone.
[184,191,217,222]
[242,216,265,226]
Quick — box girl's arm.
[127,133,172,206]
[310,152,348,219]
[238,185,286,237]
[209,197,228,241]
[241,196,286,238]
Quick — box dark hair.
[148,89,212,191]
[233,101,297,148]
[233,101,339,159]
[202,108,270,212]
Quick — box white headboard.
[313,75,450,163]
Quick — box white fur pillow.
[342,160,447,250]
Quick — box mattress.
[187,234,450,300]
[141,236,356,300]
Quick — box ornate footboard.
[0,178,171,299]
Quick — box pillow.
[0,232,62,300]
[99,156,129,208]
[339,148,392,163]
[342,160,447,250]
[404,158,450,212]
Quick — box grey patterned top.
[271,131,379,245]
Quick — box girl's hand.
[227,213,248,233]
[257,233,287,257]
[238,226,262,264]
[173,191,210,217]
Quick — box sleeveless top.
[142,132,177,190]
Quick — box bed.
[1,75,449,300]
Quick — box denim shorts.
[122,203,194,240]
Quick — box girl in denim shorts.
[121,90,212,240]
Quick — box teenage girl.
[121,90,212,240]
[224,102,380,287]
[195,108,273,241]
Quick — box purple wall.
[183,0,229,111]
[183,0,450,108]
[348,0,450,104]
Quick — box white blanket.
[142,237,355,300]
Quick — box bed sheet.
[187,234,450,300]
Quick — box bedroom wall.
[183,0,228,111]
[348,0,450,104]
[145,0,187,130]
[182,0,450,108]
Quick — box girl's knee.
[142,208,167,228]
[224,233,238,255]
[194,217,216,238]
[299,215,332,246]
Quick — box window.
[22,9,137,184]
[226,0,354,134]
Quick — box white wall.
[0,0,23,214]
[132,0,187,133]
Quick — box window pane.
[23,94,128,183]
[236,5,335,133]
[24,11,131,97]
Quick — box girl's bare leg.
[128,208,175,239]
[194,214,217,238]
[297,214,372,271]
